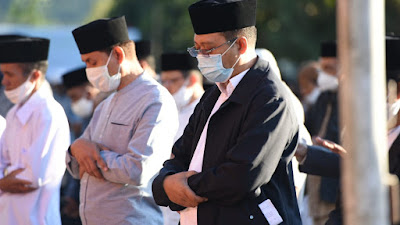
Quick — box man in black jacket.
[152,0,301,225]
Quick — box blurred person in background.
[159,52,205,225]
[297,61,320,113]
[61,67,102,225]
[296,36,400,225]
[66,16,178,225]
[161,52,204,142]
[303,41,340,225]
[62,67,101,138]
[0,36,70,225]
[136,40,159,81]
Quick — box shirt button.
[249,215,254,220]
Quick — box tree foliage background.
[2,0,400,80]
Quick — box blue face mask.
[196,39,241,83]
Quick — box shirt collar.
[216,69,250,97]
[16,84,50,125]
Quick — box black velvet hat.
[188,0,257,35]
[320,41,337,57]
[72,16,130,54]
[0,34,25,41]
[0,37,50,63]
[161,52,198,71]
[62,67,89,90]
[386,35,400,81]
[135,40,151,60]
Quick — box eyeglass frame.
[187,37,238,58]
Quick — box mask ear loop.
[231,54,242,69]
[221,38,238,57]
[105,50,114,66]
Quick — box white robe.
[0,85,70,225]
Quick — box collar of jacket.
[201,57,271,110]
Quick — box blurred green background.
[1,0,400,82]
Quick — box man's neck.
[222,52,257,85]
[117,61,144,91]
[20,81,42,107]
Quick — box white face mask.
[303,87,321,105]
[71,97,94,118]
[4,74,35,104]
[196,39,241,83]
[317,70,339,92]
[172,80,193,111]
[86,50,121,92]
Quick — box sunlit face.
[0,63,29,91]
[298,75,317,97]
[193,32,239,69]
[161,70,186,95]
[319,57,338,76]
[81,50,119,76]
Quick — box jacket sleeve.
[187,95,298,206]
[99,98,178,186]
[299,145,340,178]
[152,98,204,211]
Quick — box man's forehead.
[194,33,226,45]
[161,70,184,79]
[0,63,23,73]
[81,51,107,62]
[320,57,337,64]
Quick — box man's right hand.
[0,168,37,193]
[163,171,208,208]
[315,137,347,157]
[70,138,108,179]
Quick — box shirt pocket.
[106,121,134,154]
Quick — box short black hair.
[221,26,257,48]
[18,60,48,80]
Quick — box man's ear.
[237,36,248,54]
[30,70,41,82]
[114,46,125,64]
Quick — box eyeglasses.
[187,37,238,58]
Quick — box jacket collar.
[200,57,271,113]
[228,57,270,104]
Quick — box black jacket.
[305,91,340,203]
[152,58,301,225]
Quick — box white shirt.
[0,116,5,137]
[163,97,203,225]
[174,98,202,142]
[0,84,70,225]
[180,69,249,225]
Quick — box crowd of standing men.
[0,0,399,225]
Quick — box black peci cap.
[0,36,50,63]
[320,41,337,57]
[161,52,198,72]
[62,67,89,90]
[188,0,257,35]
[72,16,130,54]
[386,35,400,81]
[135,40,152,60]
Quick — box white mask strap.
[106,50,113,66]
[222,38,238,56]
